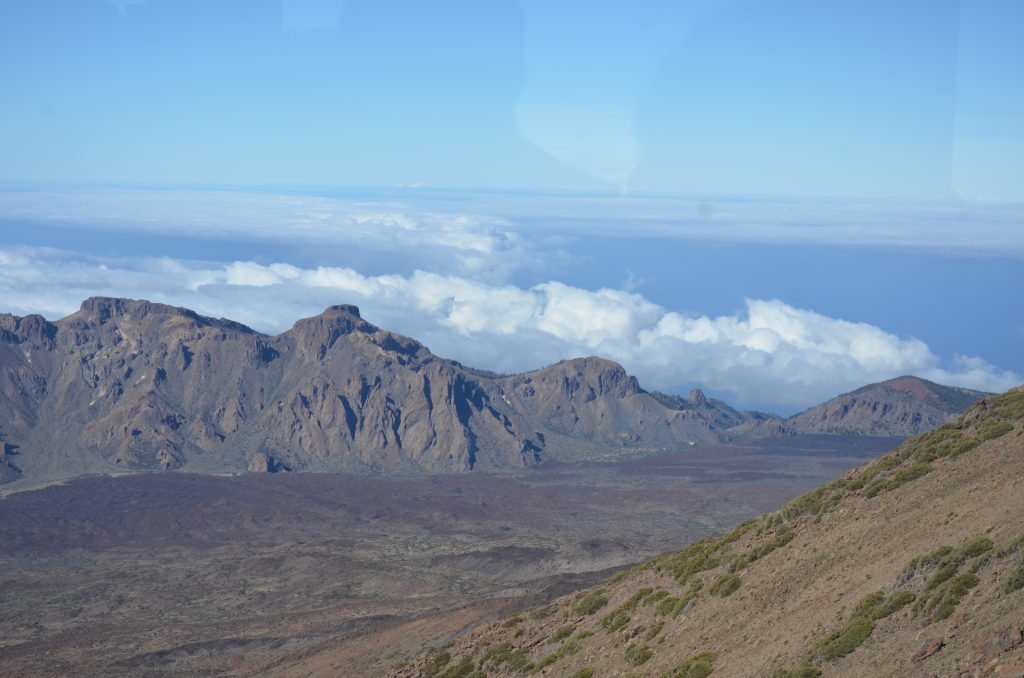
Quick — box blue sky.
[0,1,1021,412]
[2,0,1022,197]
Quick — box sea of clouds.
[2,236,1019,413]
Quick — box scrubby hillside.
[390,387,1024,678]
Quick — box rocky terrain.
[389,387,1024,678]
[0,436,887,678]
[0,298,988,489]
[0,297,754,486]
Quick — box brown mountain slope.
[0,298,763,485]
[786,376,991,437]
[388,387,1024,678]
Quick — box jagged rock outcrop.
[0,299,992,486]
[0,298,768,485]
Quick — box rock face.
[0,298,764,485]
[786,376,991,436]
[0,298,992,485]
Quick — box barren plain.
[0,436,895,677]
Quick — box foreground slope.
[391,387,1024,678]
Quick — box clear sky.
[2,0,1022,198]
[0,1,1022,413]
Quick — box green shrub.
[807,619,874,663]
[730,528,795,571]
[624,643,653,666]
[890,462,933,486]
[531,654,558,673]
[480,642,531,673]
[978,421,1011,444]
[646,589,670,605]
[424,650,451,678]
[940,437,981,458]
[663,651,717,678]
[569,669,594,678]
[530,604,555,619]
[655,595,684,617]
[924,563,958,591]
[438,657,476,678]
[503,616,523,628]
[1006,565,1024,593]
[922,572,979,621]
[987,390,1024,421]
[850,589,914,622]
[601,587,654,631]
[851,591,885,619]
[529,638,581,674]
[873,590,915,619]
[645,622,665,641]
[662,539,723,584]
[720,518,757,546]
[551,625,575,642]
[863,479,889,498]
[709,573,742,597]
[602,609,630,632]
[574,590,609,616]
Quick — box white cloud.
[0,189,528,280]
[0,245,1018,412]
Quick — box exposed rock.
[787,376,991,436]
[0,298,992,486]
[0,299,772,485]
[915,638,944,661]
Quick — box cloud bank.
[4,188,1024,264]
[1,246,1017,412]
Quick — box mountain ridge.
[0,298,991,487]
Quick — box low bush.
[663,651,717,678]
[438,657,476,678]
[807,619,875,663]
[709,573,742,597]
[480,642,531,673]
[573,590,609,616]
[730,528,795,572]
[423,650,451,678]
[1006,565,1024,593]
[551,626,575,642]
[624,643,653,666]
[644,621,665,641]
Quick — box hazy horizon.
[2,0,1022,413]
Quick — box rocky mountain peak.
[323,304,361,318]
[0,312,55,345]
[688,388,707,406]
[77,296,141,322]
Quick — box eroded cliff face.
[3,298,984,486]
[0,298,747,484]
